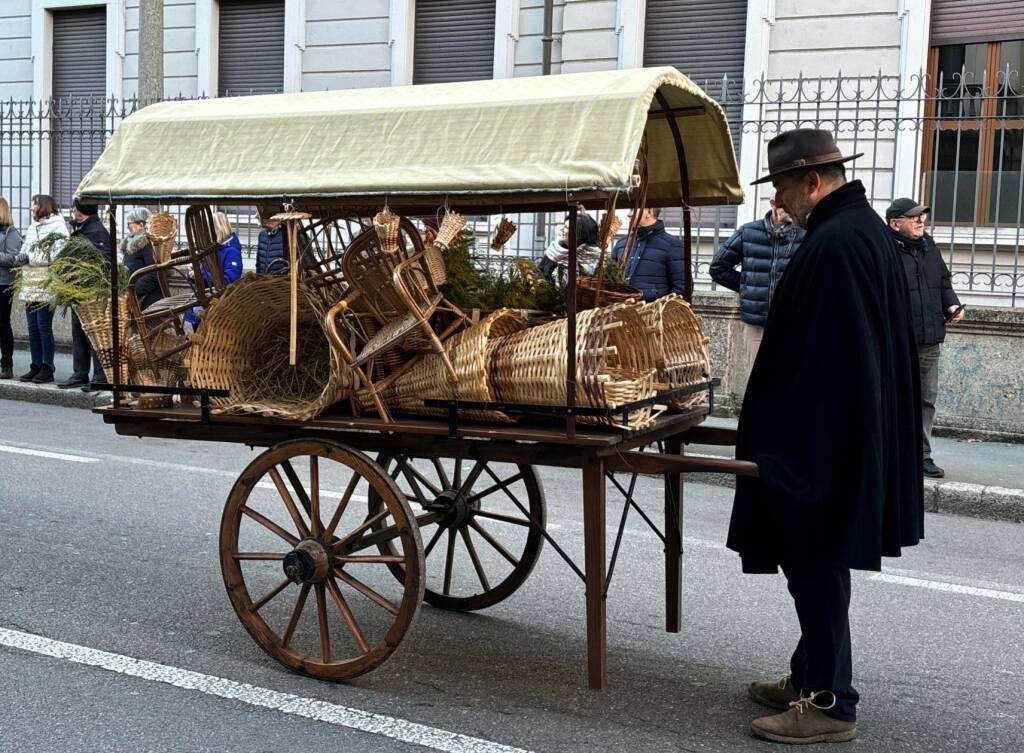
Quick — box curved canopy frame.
[77,67,742,211]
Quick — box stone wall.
[693,290,1024,442]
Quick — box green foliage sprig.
[40,234,129,308]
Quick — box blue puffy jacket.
[709,213,804,326]
[185,233,242,325]
[256,226,286,274]
[611,220,684,302]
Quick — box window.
[922,39,1024,226]
[218,0,285,96]
[413,0,496,85]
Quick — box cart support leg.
[664,437,684,633]
[582,456,607,689]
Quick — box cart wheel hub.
[283,539,331,584]
[428,488,474,529]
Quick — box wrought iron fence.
[1,69,1021,305]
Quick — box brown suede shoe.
[748,673,801,711]
[751,694,858,745]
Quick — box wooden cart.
[79,66,756,689]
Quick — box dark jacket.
[890,230,959,347]
[70,214,113,263]
[726,180,923,573]
[0,225,27,287]
[256,226,286,274]
[121,230,161,310]
[611,220,684,301]
[709,212,804,326]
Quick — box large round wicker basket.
[637,294,711,410]
[187,274,353,420]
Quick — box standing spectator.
[710,195,804,366]
[886,197,963,479]
[18,194,69,384]
[537,212,600,281]
[0,197,28,379]
[611,207,683,301]
[60,199,112,391]
[729,130,922,744]
[121,208,161,311]
[184,211,242,330]
[255,209,286,274]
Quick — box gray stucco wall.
[302,0,391,91]
[693,290,1024,441]
[0,0,32,100]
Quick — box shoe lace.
[777,672,791,690]
[789,690,837,715]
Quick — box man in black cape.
[727,129,924,744]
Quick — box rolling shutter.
[218,0,285,97]
[414,0,496,84]
[52,7,107,205]
[643,0,747,226]
[930,1,1024,46]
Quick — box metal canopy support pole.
[108,205,121,408]
[582,454,607,689]
[663,435,684,632]
[654,90,694,301]
[566,204,578,438]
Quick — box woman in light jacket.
[19,194,69,384]
[0,197,28,379]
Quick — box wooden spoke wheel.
[220,439,424,680]
[369,455,545,611]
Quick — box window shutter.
[643,0,747,227]
[413,0,496,84]
[218,0,285,97]
[52,7,107,205]
[930,1,1024,47]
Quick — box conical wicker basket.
[434,210,467,249]
[488,303,661,429]
[74,297,130,384]
[384,308,526,421]
[490,217,517,251]
[637,294,711,410]
[373,210,401,253]
[188,274,353,420]
[145,212,178,262]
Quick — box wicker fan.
[490,217,518,251]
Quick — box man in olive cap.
[886,197,963,478]
[728,129,923,744]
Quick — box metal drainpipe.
[535,0,556,253]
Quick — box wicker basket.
[434,210,467,249]
[490,217,517,251]
[145,212,178,262]
[373,210,401,253]
[188,274,353,420]
[386,308,526,421]
[74,297,130,384]
[424,243,447,286]
[488,304,660,429]
[576,278,642,310]
[637,294,711,410]
[127,332,187,409]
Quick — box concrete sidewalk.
[2,348,1021,523]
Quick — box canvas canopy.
[77,66,742,209]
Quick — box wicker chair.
[324,220,467,420]
[126,206,228,377]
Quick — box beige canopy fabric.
[77,66,742,208]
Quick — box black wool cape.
[726,180,925,573]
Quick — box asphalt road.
[0,400,1022,753]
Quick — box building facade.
[0,0,1022,302]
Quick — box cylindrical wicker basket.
[637,294,711,410]
[188,274,353,420]
[74,296,130,384]
[488,303,660,429]
[387,308,526,421]
[145,212,178,262]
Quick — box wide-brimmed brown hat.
[752,128,862,185]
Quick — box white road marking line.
[0,627,535,753]
[0,444,99,463]
[869,573,1024,603]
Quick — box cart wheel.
[220,439,424,680]
[369,456,545,611]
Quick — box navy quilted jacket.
[611,220,684,301]
[710,213,804,326]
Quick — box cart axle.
[283,539,331,584]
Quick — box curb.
[0,380,112,410]
[682,466,1024,526]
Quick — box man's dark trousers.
[918,343,940,460]
[70,309,105,381]
[781,560,859,721]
